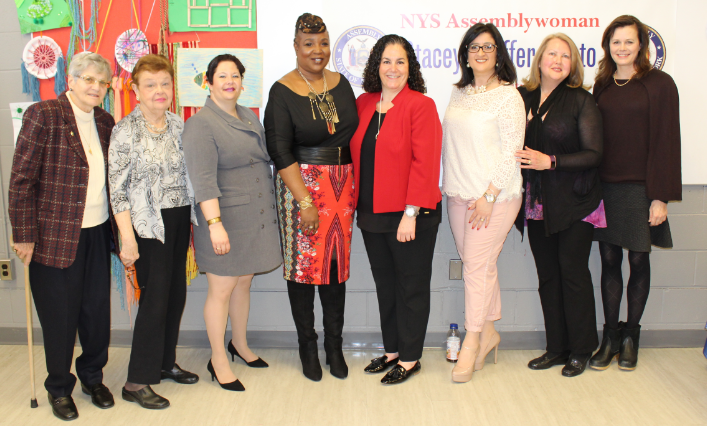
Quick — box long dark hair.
[361,34,426,94]
[455,23,516,88]
[595,15,652,87]
[206,54,246,85]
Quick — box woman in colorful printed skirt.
[264,13,359,382]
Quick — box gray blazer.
[182,97,282,276]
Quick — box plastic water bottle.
[446,323,461,362]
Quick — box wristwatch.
[404,205,419,218]
[483,191,497,203]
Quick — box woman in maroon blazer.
[350,34,442,385]
[9,52,117,421]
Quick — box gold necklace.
[297,68,339,134]
[467,75,497,95]
[75,124,94,155]
[613,71,636,87]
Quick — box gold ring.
[481,218,485,221]
[528,160,532,165]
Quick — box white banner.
[259,0,706,184]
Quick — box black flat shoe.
[207,360,245,391]
[528,351,570,370]
[81,382,114,409]
[381,361,421,384]
[562,353,592,377]
[228,340,269,368]
[48,393,78,421]
[161,363,200,384]
[121,385,170,409]
[364,355,399,373]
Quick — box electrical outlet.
[0,259,14,281]
[449,260,462,280]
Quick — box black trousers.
[361,224,439,361]
[30,220,112,397]
[527,220,599,354]
[127,206,191,384]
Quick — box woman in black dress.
[590,15,681,371]
[514,33,604,377]
[264,13,359,382]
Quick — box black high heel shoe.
[206,360,245,391]
[227,340,268,368]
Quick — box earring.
[495,62,499,68]
[136,95,140,101]
[466,63,470,68]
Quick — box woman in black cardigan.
[514,33,603,377]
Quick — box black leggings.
[598,242,651,329]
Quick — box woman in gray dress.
[183,54,282,391]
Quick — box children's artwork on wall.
[176,48,263,107]
[115,29,150,73]
[168,0,256,32]
[15,0,73,34]
[22,35,62,79]
[10,102,38,146]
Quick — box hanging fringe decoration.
[123,77,133,116]
[157,0,169,57]
[172,43,179,114]
[54,56,67,96]
[21,63,42,102]
[111,252,126,309]
[21,62,31,94]
[111,76,122,122]
[186,225,199,285]
[66,0,99,68]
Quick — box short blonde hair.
[522,33,589,91]
[68,52,112,80]
[131,54,174,85]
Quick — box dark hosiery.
[625,250,651,328]
[599,242,624,329]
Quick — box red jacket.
[9,93,117,268]
[350,84,442,212]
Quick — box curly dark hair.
[455,23,516,89]
[361,34,426,94]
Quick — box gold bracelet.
[207,217,222,226]
[298,195,314,210]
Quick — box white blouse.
[442,84,526,202]
[67,93,109,228]
[108,106,196,242]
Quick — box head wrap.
[296,13,326,34]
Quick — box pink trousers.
[447,196,522,332]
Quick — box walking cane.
[24,265,38,408]
[13,235,38,409]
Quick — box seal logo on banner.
[334,26,385,87]
[646,26,666,70]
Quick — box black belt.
[293,146,352,166]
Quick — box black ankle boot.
[319,264,348,379]
[299,340,323,381]
[590,324,621,370]
[618,323,641,370]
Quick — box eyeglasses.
[77,75,111,89]
[467,44,497,54]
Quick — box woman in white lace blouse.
[108,55,198,408]
[441,23,525,383]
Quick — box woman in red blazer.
[350,34,442,385]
